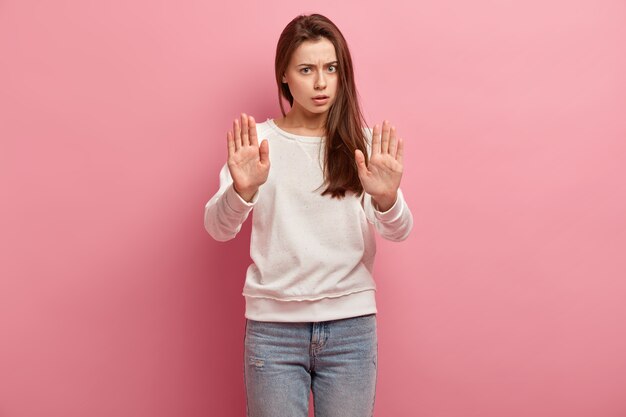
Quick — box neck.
[282,104,328,130]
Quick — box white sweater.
[204,118,413,322]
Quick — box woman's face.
[282,37,339,116]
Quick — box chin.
[305,106,329,115]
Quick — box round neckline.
[267,118,324,143]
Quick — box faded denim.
[243,313,378,417]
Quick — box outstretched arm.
[204,113,270,242]
[358,121,413,241]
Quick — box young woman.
[204,13,413,417]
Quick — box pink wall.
[1,0,625,416]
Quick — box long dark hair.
[275,13,369,199]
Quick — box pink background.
[1,0,625,416]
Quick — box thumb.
[355,149,367,174]
[259,139,270,164]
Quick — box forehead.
[289,38,337,65]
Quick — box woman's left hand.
[355,120,404,211]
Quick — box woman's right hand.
[227,113,270,202]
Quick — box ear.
[282,74,287,83]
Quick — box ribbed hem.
[244,289,377,322]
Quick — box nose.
[314,70,326,90]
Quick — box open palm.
[355,120,404,199]
[227,113,270,195]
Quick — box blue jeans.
[243,313,378,417]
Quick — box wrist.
[372,191,398,212]
[233,183,258,203]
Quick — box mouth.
[312,95,329,104]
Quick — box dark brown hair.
[275,13,369,199]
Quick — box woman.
[204,13,413,417]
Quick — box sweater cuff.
[373,189,404,222]
[225,183,259,212]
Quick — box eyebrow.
[296,61,338,67]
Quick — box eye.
[300,66,337,74]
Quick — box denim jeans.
[243,313,378,417]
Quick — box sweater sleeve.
[361,126,414,242]
[364,188,413,241]
[204,162,259,242]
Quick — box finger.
[241,113,250,146]
[388,125,398,157]
[381,120,390,154]
[227,130,235,157]
[355,149,367,175]
[233,118,241,151]
[371,124,381,156]
[249,115,258,147]
[396,138,404,165]
[259,138,270,165]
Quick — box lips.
[312,96,329,105]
